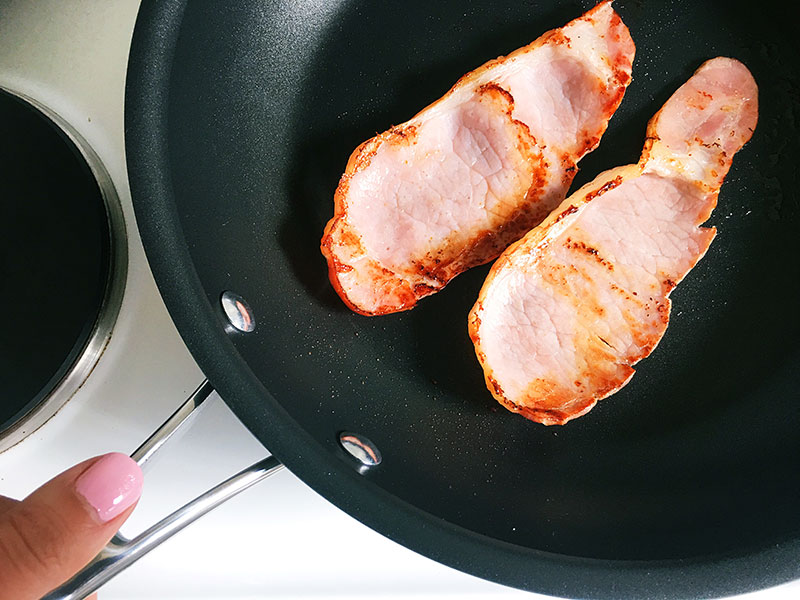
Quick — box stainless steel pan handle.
[42,381,284,600]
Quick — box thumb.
[0,453,143,600]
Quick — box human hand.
[0,453,143,600]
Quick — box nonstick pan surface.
[126,1,800,598]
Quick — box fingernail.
[75,453,143,523]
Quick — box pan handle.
[41,381,285,600]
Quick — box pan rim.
[124,1,800,597]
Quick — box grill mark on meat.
[477,82,516,106]
[565,237,614,270]
[585,175,624,202]
[387,124,418,143]
[555,204,579,223]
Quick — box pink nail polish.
[75,453,143,523]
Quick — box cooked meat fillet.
[321,1,634,315]
[468,57,758,425]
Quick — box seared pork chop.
[469,57,758,424]
[322,1,635,315]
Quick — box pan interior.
[164,0,799,561]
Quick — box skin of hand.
[0,453,143,600]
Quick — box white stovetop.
[0,1,796,599]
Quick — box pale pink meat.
[321,1,634,315]
[469,57,758,425]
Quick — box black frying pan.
[125,1,800,598]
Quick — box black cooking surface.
[0,90,111,435]
[158,0,800,559]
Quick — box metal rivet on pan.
[220,291,255,332]
[339,432,382,471]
